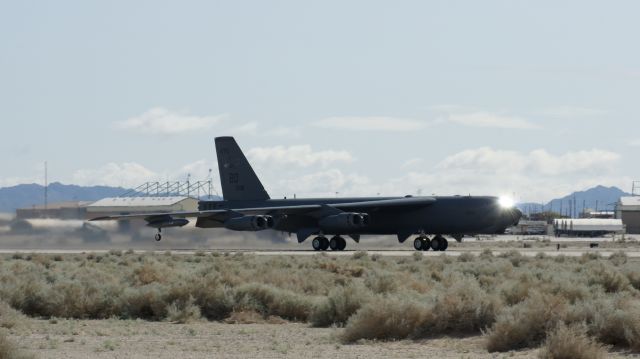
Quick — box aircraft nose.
[512,208,522,226]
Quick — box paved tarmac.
[0,248,638,258]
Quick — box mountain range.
[517,185,631,216]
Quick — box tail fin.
[215,136,270,201]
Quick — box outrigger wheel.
[155,228,162,241]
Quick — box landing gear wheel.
[320,237,329,251]
[430,236,442,251]
[329,236,342,251]
[422,237,431,251]
[312,237,323,251]
[155,233,162,241]
[440,238,448,251]
[338,237,347,251]
[414,237,430,251]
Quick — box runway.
[1,248,639,258]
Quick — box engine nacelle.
[318,212,369,232]
[224,215,274,231]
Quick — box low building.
[16,201,91,220]
[86,196,198,218]
[554,218,625,237]
[617,197,640,234]
[508,220,548,235]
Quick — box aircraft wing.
[88,197,436,222]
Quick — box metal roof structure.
[620,196,640,207]
[89,196,190,207]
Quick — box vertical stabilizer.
[215,137,270,201]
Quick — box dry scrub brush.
[0,250,639,355]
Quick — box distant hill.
[0,182,129,213]
[518,185,631,217]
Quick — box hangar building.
[86,196,198,218]
[617,197,640,234]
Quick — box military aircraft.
[91,136,522,251]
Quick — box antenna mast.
[44,161,48,217]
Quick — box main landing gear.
[413,235,448,251]
[155,228,162,241]
[312,235,346,251]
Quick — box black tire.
[155,233,162,241]
[422,238,431,251]
[440,238,449,251]
[338,237,347,251]
[329,237,340,251]
[413,238,423,251]
[430,237,441,251]
[320,237,330,251]
[312,237,322,251]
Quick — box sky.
[1,0,639,202]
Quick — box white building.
[617,197,640,234]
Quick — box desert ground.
[2,235,640,358]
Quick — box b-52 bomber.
[91,136,522,251]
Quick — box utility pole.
[44,161,48,217]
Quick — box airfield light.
[498,196,515,208]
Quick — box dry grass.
[0,251,639,355]
[0,330,33,359]
[538,324,606,359]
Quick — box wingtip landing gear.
[155,228,162,241]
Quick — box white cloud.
[629,139,640,147]
[401,158,424,168]
[229,122,301,137]
[437,147,620,176]
[247,145,354,168]
[538,106,607,118]
[116,107,227,135]
[313,116,428,131]
[447,112,539,129]
[72,162,158,188]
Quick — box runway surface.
[1,248,639,258]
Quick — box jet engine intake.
[224,215,274,231]
[318,212,369,232]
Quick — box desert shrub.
[0,330,33,359]
[166,296,201,323]
[485,292,567,352]
[310,284,371,327]
[233,283,313,321]
[609,251,627,266]
[188,279,234,321]
[585,262,630,293]
[499,275,535,305]
[132,260,167,285]
[570,295,640,351]
[500,250,526,267]
[624,268,640,290]
[122,284,169,320]
[580,253,601,263]
[341,296,427,342]
[479,248,494,259]
[0,301,26,329]
[351,251,368,260]
[457,252,475,262]
[364,270,397,294]
[538,324,605,359]
[415,275,501,336]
